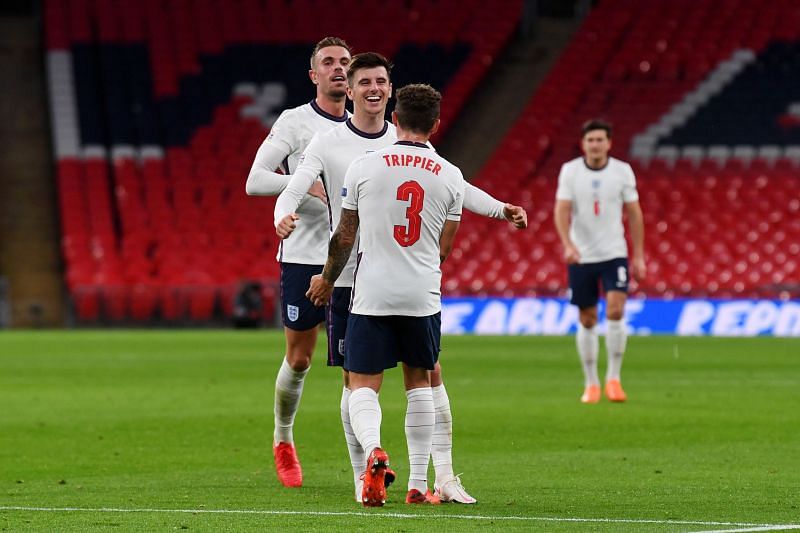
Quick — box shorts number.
[393,180,425,247]
[617,266,627,283]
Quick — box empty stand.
[45,0,523,321]
[446,0,800,300]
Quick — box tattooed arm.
[306,208,360,306]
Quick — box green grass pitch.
[1,331,798,531]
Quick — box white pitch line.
[690,526,800,533]
[0,505,794,529]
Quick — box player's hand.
[563,243,580,264]
[631,256,646,281]
[306,274,334,307]
[308,180,328,204]
[275,213,299,239]
[502,203,528,229]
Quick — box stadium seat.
[47,0,799,309]
[444,0,800,299]
[46,0,526,321]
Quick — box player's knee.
[606,307,624,321]
[285,349,312,371]
[579,312,597,328]
[430,362,442,386]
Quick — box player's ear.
[346,84,354,101]
[391,111,399,128]
[309,68,318,85]
[430,119,440,136]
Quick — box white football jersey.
[276,119,397,287]
[555,156,639,263]
[257,100,348,264]
[275,119,508,286]
[343,141,465,316]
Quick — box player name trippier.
[382,153,442,175]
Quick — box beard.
[327,87,347,99]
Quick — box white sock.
[577,324,600,387]
[605,319,627,381]
[431,384,454,486]
[348,387,381,461]
[273,357,309,444]
[405,387,434,493]
[340,387,365,486]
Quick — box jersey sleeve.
[621,163,639,203]
[448,177,465,221]
[555,163,574,201]
[341,158,363,211]
[244,110,295,195]
[273,133,325,225]
[262,109,295,155]
[245,141,291,195]
[463,181,504,219]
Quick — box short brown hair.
[346,52,393,86]
[310,36,352,68]
[582,119,612,139]
[394,84,442,134]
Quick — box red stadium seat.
[49,0,799,313]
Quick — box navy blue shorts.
[325,287,351,367]
[568,258,629,309]
[344,313,441,374]
[280,263,325,331]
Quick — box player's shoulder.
[559,157,584,176]
[307,120,348,147]
[267,105,309,143]
[608,156,631,167]
[608,156,634,171]
[435,153,464,180]
[273,102,309,125]
[276,101,343,127]
[323,119,353,139]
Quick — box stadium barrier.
[0,277,8,328]
[441,297,800,337]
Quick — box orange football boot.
[273,442,302,487]
[605,379,627,402]
[581,384,601,404]
[405,488,441,505]
[360,448,390,507]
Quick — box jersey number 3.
[394,180,425,247]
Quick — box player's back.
[342,141,465,317]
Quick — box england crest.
[287,305,299,322]
[338,339,345,355]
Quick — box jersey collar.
[346,118,388,139]
[310,99,348,122]
[582,157,609,172]
[395,140,429,148]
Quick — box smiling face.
[309,45,351,99]
[346,66,392,118]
